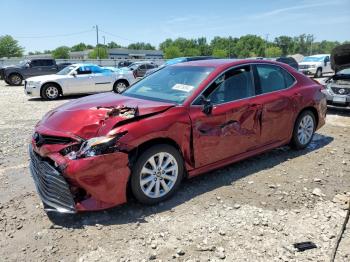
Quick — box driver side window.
[77,66,92,75]
[201,65,255,105]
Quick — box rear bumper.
[29,145,76,213]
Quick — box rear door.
[252,64,296,146]
[90,66,114,92]
[189,65,262,167]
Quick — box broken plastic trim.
[96,105,139,119]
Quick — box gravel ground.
[0,80,349,262]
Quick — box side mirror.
[72,71,77,77]
[201,95,213,115]
[25,63,30,68]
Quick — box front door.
[189,65,261,167]
[68,65,94,94]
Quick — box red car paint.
[30,59,327,212]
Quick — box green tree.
[71,42,88,52]
[88,46,108,59]
[183,48,200,57]
[52,46,70,59]
[235,35,265,58]
[127,42,155,50]
[274,36,295,56]
[0,35,24,57]
[107,41,121,48]
[265,46,282,57]
[210,36,238,57]
[212,48,227,58]
[164,46,182,59]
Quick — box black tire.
[113,80,129,93]
[8,73,23,86]
[4,79,11,85]
[314,68,322,78]
[290,110,316,150]
[131,144,184,205]
[41,83,60,100]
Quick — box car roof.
[70,63,100,67]
[171,58,286,69]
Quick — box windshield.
[337,68,350,75]
[18,60,28,66]
[302,56,325,62]
[123,66,214,104]
[56,65,76,75]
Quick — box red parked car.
[29,59,327,214]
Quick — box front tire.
[290,110,316,150]
[41,84,60,100]
[314,68,322,78]
[8,73,23,86]
[131,144,184,205]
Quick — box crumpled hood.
[331,44,350,72]
[36,93,174,139]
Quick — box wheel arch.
[40,82,63,96]
[114,78,130,86]
[295,106,319,128]
[126,137,186,200]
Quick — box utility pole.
[265,34,269,57]
[103,36,106,45]
[93,25,99,59]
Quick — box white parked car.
[24,64,137,100]
[298,54,333,78]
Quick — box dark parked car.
[128,62,158,78]
[0,59,71,86]
[29,59,326,214]
[323,44,350,109]
[266,57,299,70]
[117,60,133,68]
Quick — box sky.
[1,0,350,53]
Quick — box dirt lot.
[0,80,349,262]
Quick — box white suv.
[298,54,333,78]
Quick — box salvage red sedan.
[29,59,327,214]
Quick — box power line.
[12,29,94,39]
[99,29,137,43]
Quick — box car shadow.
[49,133,333,228]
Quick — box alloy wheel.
[116,82,127,93]
[297,115,314,145]
[140,152,178,199]
[45,86,59,99]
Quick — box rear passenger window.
[256,65,295,94]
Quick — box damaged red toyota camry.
[29,59,327,214]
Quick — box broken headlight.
[65,133,126,160]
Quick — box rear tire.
[8,73,23,86]
[131,144,184,205]
[290,110,316,150]
[113,80,129,93]
[314,68,322,78]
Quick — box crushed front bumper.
[29,145,76,213]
